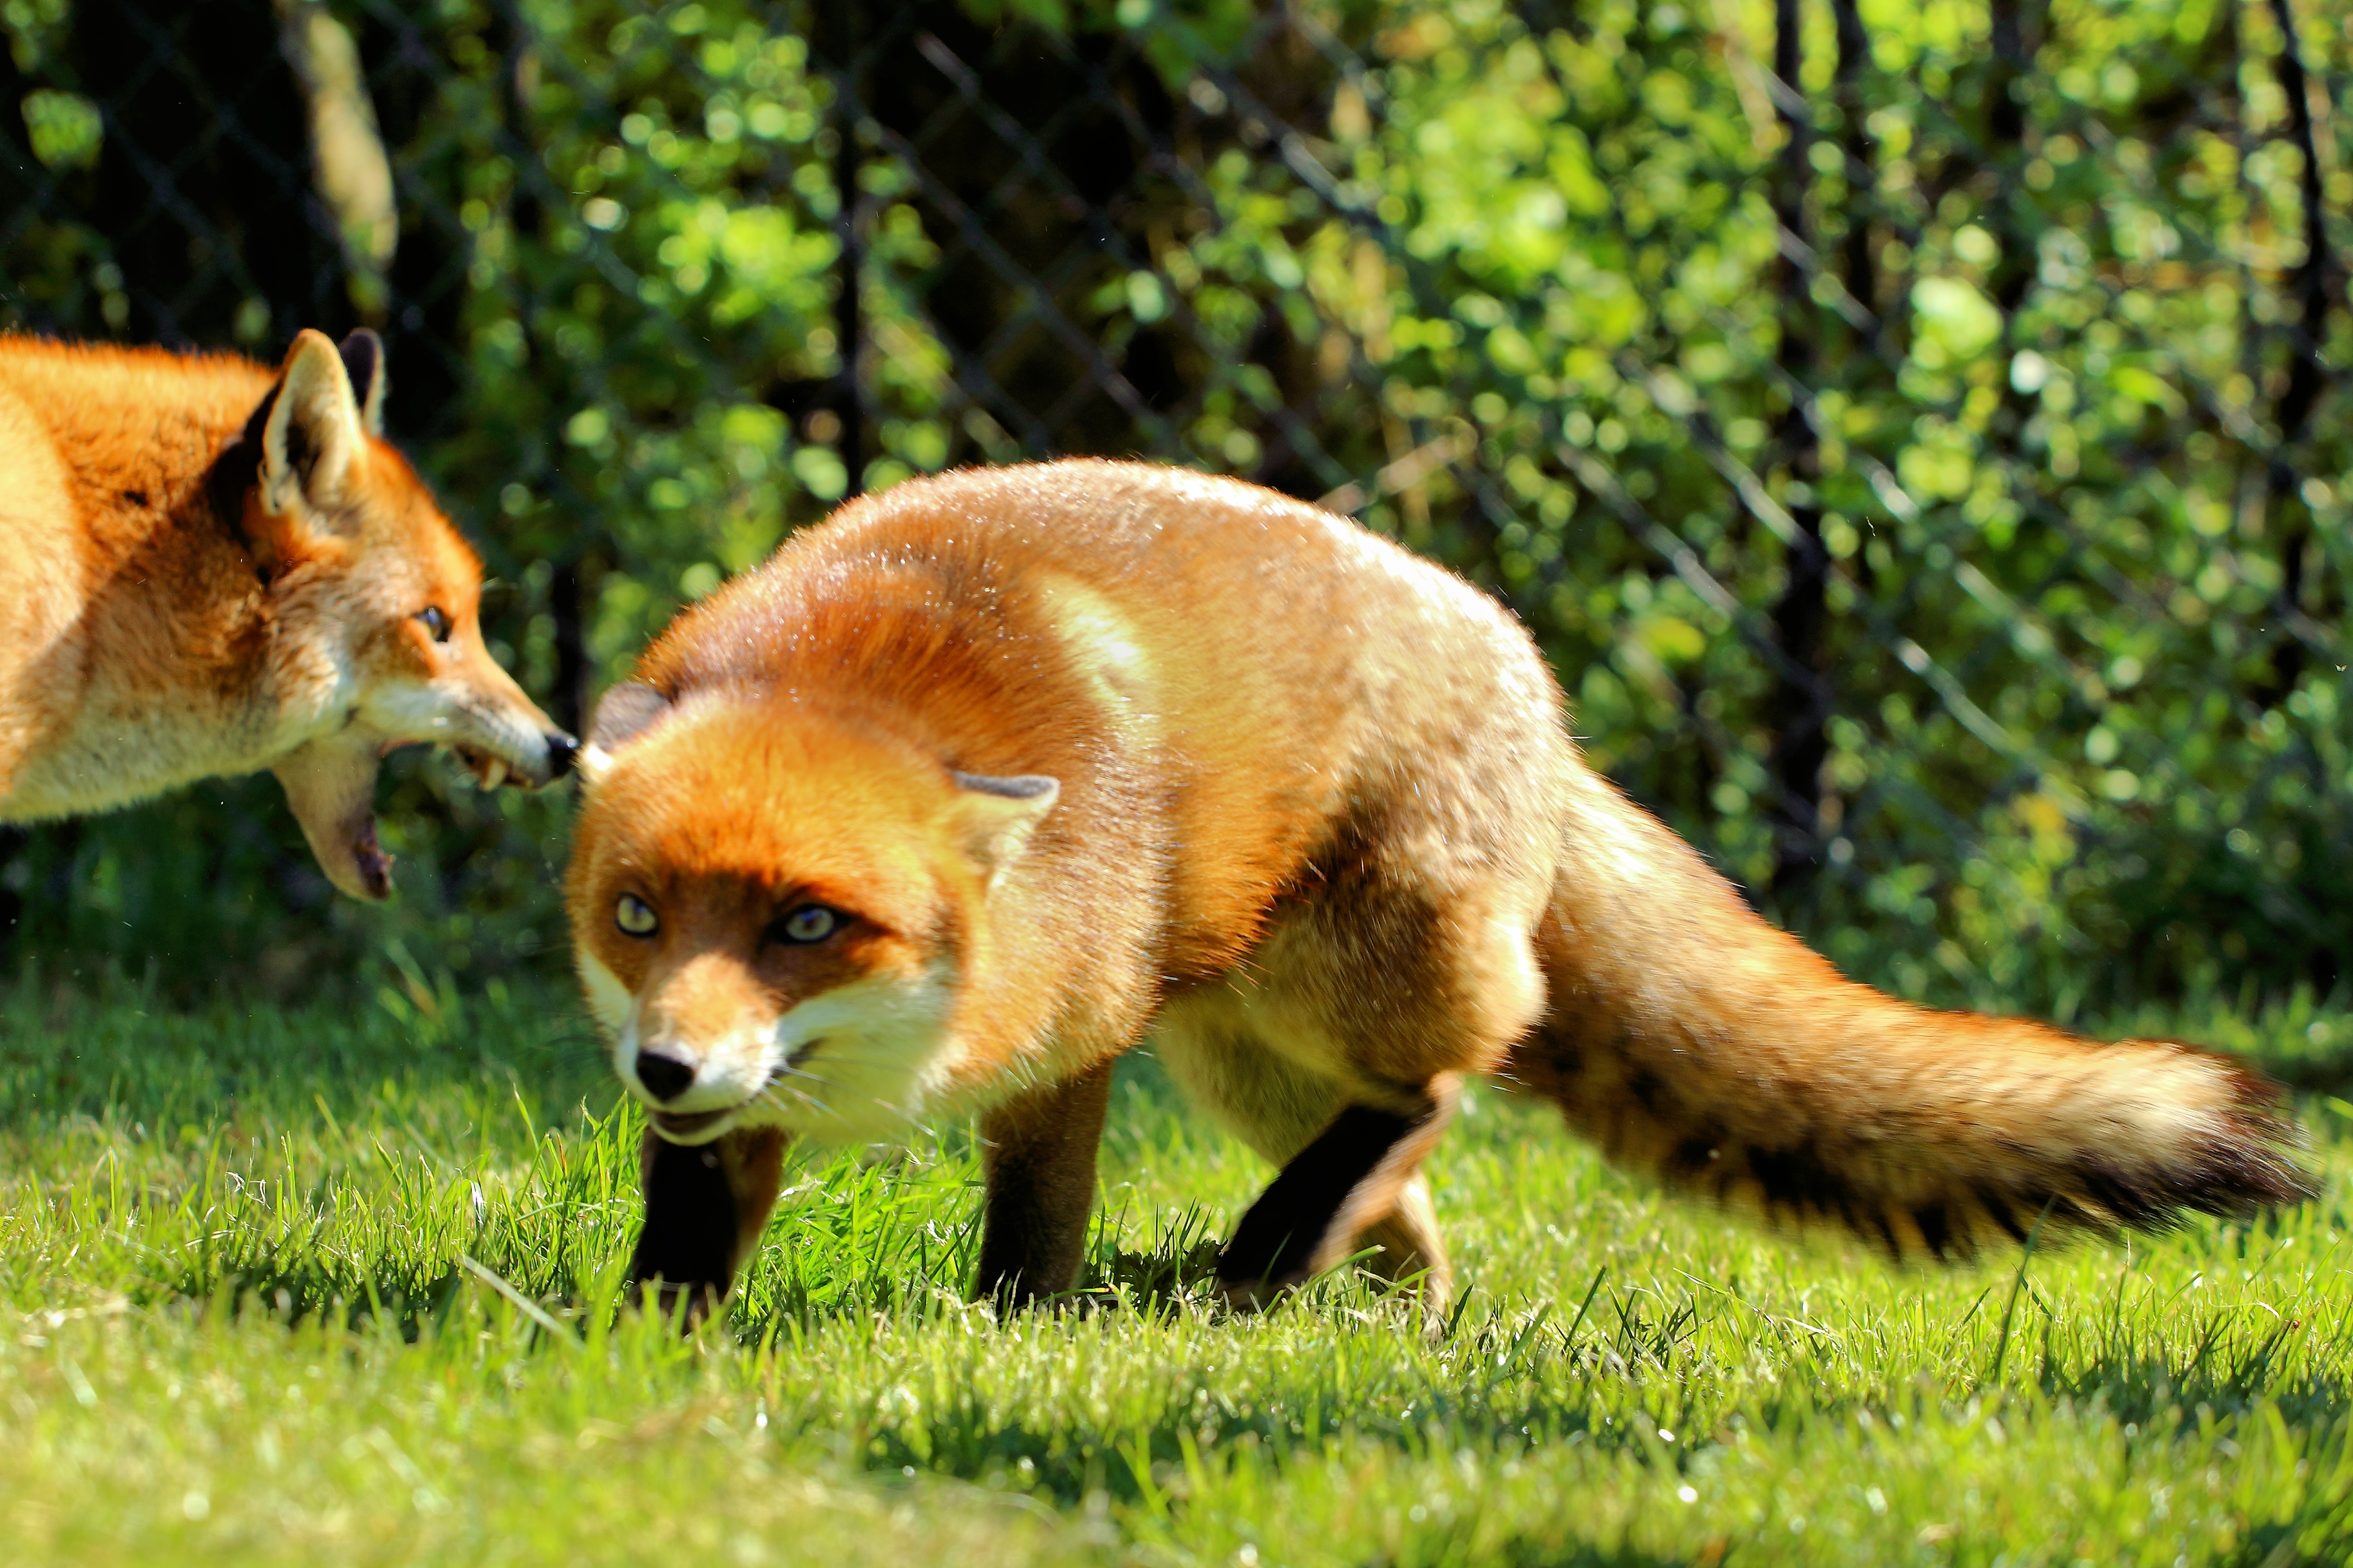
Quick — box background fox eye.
[415,606,452,642]
[614,893,659,937]
[769,905,839,945]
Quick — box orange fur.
[0,329,575,899]
[570,460,2309,1314]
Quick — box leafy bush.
[1,0,2344,1014]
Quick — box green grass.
[3,966,2352,1565]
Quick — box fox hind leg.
[1359,1170,1451,1306]
[1158,794,1556,1317]
[1156,1008,1460,1313]
[1213,1077,1460,1313]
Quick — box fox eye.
[614,893,659,938]
[416,606,453,642]
[768,905,840,945]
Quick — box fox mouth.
[450,743,520,790]
[648,1106,734,1141]
[640,1042,827,1143]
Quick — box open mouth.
[451,743,516,790]
[648,1106,734,1141]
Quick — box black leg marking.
[1219,1105,1413,1290]
[1216,1097,1448,1301]
[628,1135,737,1318]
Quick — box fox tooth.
[481,759,509,790]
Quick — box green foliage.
[1187,0,2353,1009]
[1,0,2347,1014]
[5,977,2353,1561]
[416,2,847,653]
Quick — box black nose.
[634,1050,696,1104]
[545,731,580,778]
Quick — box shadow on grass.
[2034,1337,2353,1428]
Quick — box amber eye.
[416,606,453,642]
[614,893,659,937]
[769,905,839,945]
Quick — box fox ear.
[337,329,387,436]
[949,770,1058,884]
[580,682,674,784]
[259,328,368,517]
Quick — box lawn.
[3,965,2350,1565]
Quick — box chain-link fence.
[1,0,2347,1018]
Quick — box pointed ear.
[949,770,1058,883]
[337,328,386,435]
[580,682,674,784]
[591,683,674,750]
[260,328,367,515]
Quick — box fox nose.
[544,731,580,778]
[634,1050,697,1104]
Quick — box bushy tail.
[1503,775,2313,1260]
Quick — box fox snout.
[612,957,785,1142]
[450,722,578,790]
[422,639,576,788]
[633,1048,699,1103]
[624,1037,774,1145]
[278,671,577,904]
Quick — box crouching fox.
[0,329,575,900]
[567,459,2308,1316]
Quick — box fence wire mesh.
[1,0,2348,1015]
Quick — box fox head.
[227,329,575,899]
[566,682,1057,1147]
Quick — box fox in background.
[567,460,2311,1319]
[0,328,575,902]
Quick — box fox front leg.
[973,1058,1116,1309]
[627,1125,789,1324]
[1215,1076,1460,1311]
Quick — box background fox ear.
[580,683,674,783]
[337,329,386,436]
[260,328,367,516]
[949,770,1059,883]
[590,683,673,750]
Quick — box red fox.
[567,460,2309,1315]
[0,329,575,900]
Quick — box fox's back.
[0,340,278,788]
[0,338,274,639]
[636,460,1568,973]
[0,339,271,536]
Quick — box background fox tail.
[1505,774,2313,1259]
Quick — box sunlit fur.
[571,698,1001,1145]
[572,460,2309,1310]
[0,330,571,899]
[588,942,959,1147]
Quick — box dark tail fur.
[1501,773,2313,1259]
